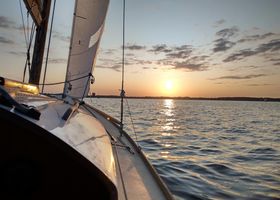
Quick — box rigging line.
[120,0,126,131]
[42,0,56,93]
[125,98,140,147]
[19,0,28,49]
[22,22,35,82]
[27,9,29,45]
[28,23,36,73]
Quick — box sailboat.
[0,0,173,199]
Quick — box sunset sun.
[165,80,173,91]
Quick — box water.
[86,98,280,200]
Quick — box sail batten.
[64,0,109,99]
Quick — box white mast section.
[64,0,109,99]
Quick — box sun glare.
[165,80,173,90]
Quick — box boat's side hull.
[0,107,117,199]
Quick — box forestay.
[64,0,109,99]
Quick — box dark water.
[86,98,280,200]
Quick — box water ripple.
[87,99,280,200]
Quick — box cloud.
[124,44,146,50]
[149,44,172,53]
[134,59,152,65]
[48,58,67,64]
[188,55,209,62]
[166,45,193,59]
[237,32,275,43]
[255,39,280,52]
[157,59,208,72]
[170,60,207,71]
[96,64,121,72]
[216,26,239,39]
[213,26,238,53]
[213,19,226,27]
[223,49,255,62]
[269,58,280,62]
[99,44,206,72]
[125,53,135,56]
[104,49,117,55]
[213,38,236,52]
[268,58,280,66]
[149,44,209,71]
[223,39,280,62]
[246,83,272,87]
[0,36,14,44]
[166,50,191,59]
[149,44,193,59]
[8,51,25,56]
[211,74,267,80]
[53,31,70,42]
[0,16,14,28]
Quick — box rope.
[22,23,35,82]
[38,73,92,86]
[42,0,56,93]
[125,98,140,147]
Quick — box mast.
[28,0,52,85]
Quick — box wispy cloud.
[237,32,275,43]
[0,16,14,28]
[213,38,236,52]
[212,26,239,53]
[124,44,146,50]
[223,39,280,62]
[216,26,239,39]
[96,64,121,72]
[246,83,272,87]
[149,43,209,71]
[166,45,193,59]
[53,31,70,42]
[103,49,117,55]
[211,74,267,80]
[48,58,67,64]
[149,44,172,53]
[213,19,226,27]
[0,36,14,44]
[8,51,25,56]
[255,39,280,52]
[172,60,207,71]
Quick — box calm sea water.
[86,98,280,200]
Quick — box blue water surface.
[86,98,280,200]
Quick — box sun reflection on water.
[159,99,176,159]
[163,99,174,117]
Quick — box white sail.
[64,0,109,99]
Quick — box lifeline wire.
[38,74,92,86]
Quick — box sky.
[0,0,280,97]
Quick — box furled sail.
[64,0,109,99]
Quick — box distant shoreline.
[87,95,280,102]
